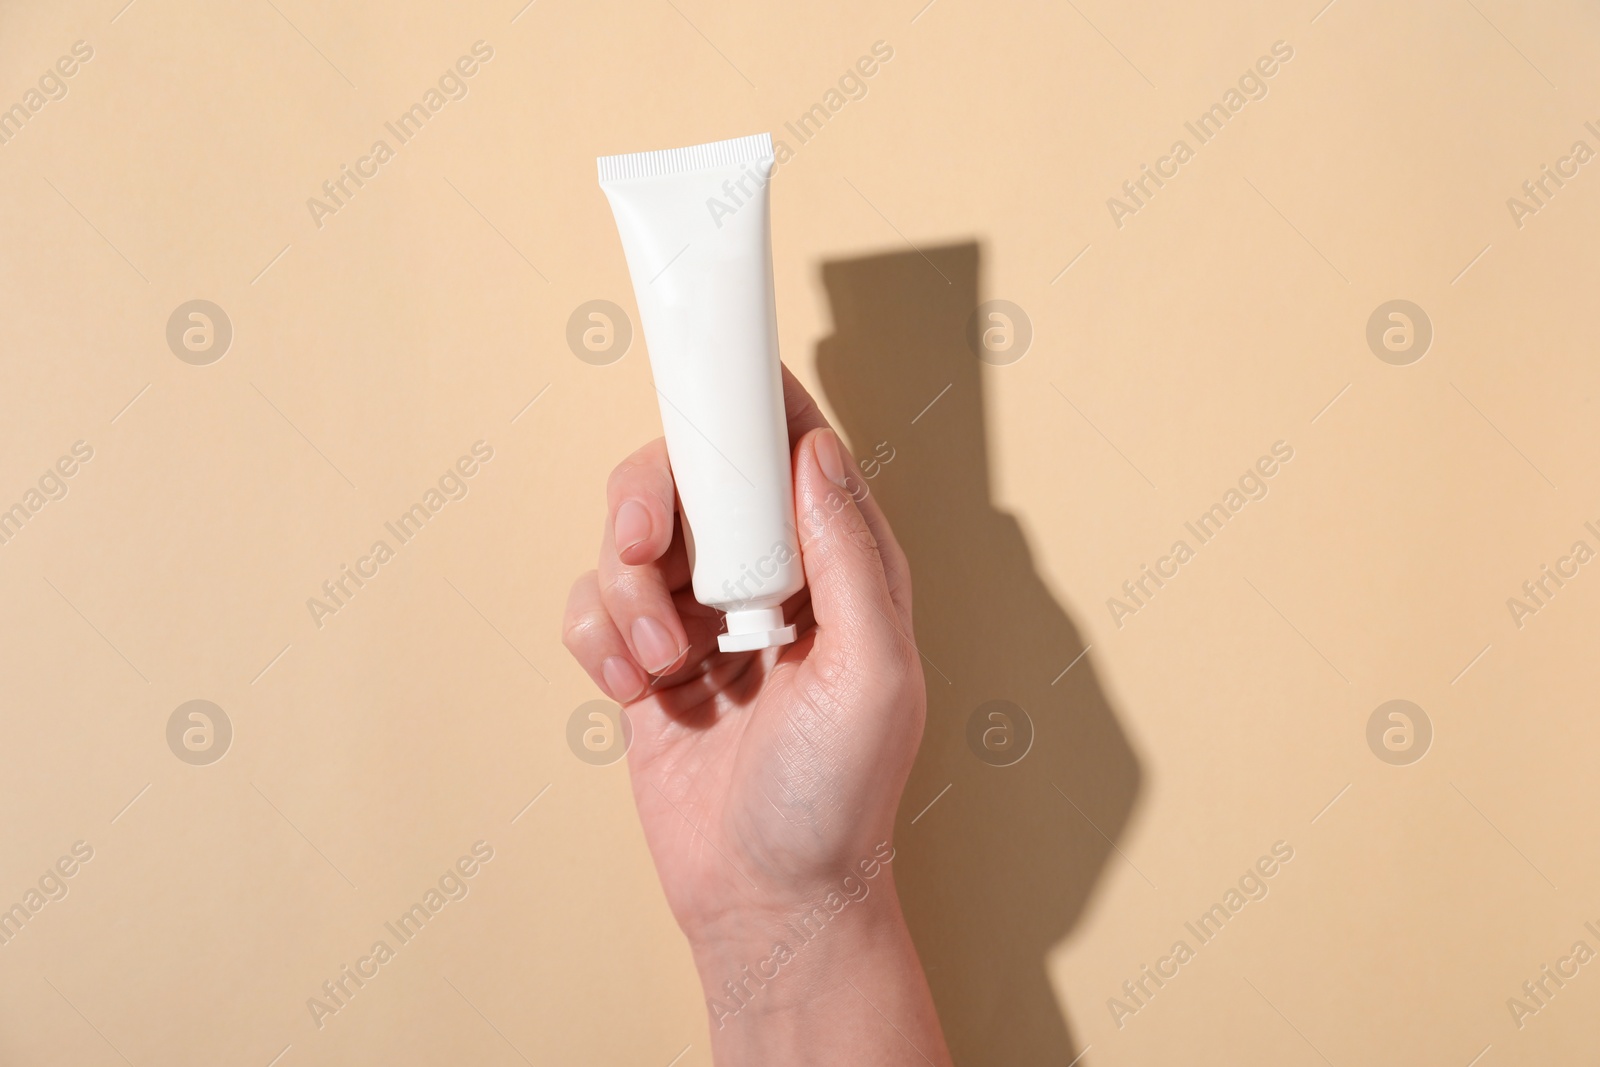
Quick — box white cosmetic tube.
[598,133,804,652]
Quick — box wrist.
[680,836,902,955]
[688,869,952,1065]
[688,867,908,1023]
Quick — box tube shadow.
[814,243,1142,1066]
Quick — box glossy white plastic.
[598,133,803,652]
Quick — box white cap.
[718,607,797,652]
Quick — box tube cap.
[718,607,797,653]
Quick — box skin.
[563,369,953,1065]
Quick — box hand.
[562,369,951,1065]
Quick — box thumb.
[793,428,905,671]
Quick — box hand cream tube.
[598,133,803,652]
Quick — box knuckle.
[606,440,672,506]
[885,546,914,605]
[561,607,610,653]
[807,610,920,703]
[890,632,923,686]
[600,565,649,605]
[604,461,637,502]
[565,571,597,609]
[799,656,862,714]
[841,513,884,565]
[561,573,604,651]
[882,535,910,580]
[895,583,916,626]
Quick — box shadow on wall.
[814,243,1143,1066]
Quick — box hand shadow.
[814,243,1143,1066]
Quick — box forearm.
[689,875,952,1067]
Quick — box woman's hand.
[562,369,951,1065]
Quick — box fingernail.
[632,616,682,674]
[615,499,651,555]
[602,656,645,702]
[815,428,852,490]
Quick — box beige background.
[2,0,1598,1063]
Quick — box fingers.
[782,366,913,624]
[564,573,750,707]
[572,370,917,704]
[597,436,697,676]
[606,438,678,568]
[562,572,648,703]
[781,363,833,443]
[653,587,745,689]
[599,518,692,677]
[792,427,917,680]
